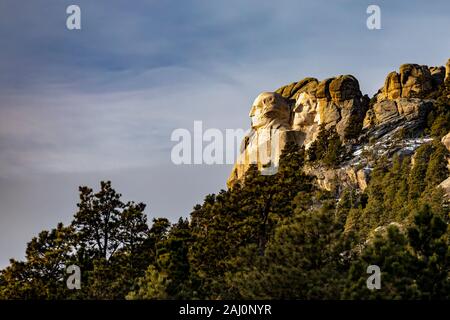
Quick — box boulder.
[357,168,370,191]
[442,132,450,152]
[362,109,375,129]
[439,177,450,199]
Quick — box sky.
[0,0,449,268]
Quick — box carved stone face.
[249,92,290,130]
[292,92,318,129]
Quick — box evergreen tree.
[307,125,346,167]
[0,223,74,299]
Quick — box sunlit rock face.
[441,132,450,199]
[363,64,441,135]
[291,75,368,146]
[228,59,449,192]
[376,64,444,102]
[227,92,303,187]
[442,132,450,152]
[227,75,369,188]
[440,177,450,198]
[364,98,432,129]
[446,59,450,81]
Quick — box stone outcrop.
[363,63,441,134]
[446,59,450,81]
[430,66,446,86]
[302,165,370,193]
[228,59,450,192]
[364,98,432,128]
[275,77,318,101]
[227,92,303,187]
[440,132,450,199]
[228,75,370,188]
[376,64,443,102]
[442,132,450,152]
[439,177,450,199]
[280,75,368,145]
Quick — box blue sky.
[0,0,449,267]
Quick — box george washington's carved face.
[249,92,290,130]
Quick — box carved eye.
[263,96,275,106]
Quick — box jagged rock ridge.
[228,59,450,194]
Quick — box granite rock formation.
[227,59,450,193]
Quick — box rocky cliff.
[228,59,450,195]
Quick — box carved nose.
[249,105,257,117]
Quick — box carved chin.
[251,118,265,129]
